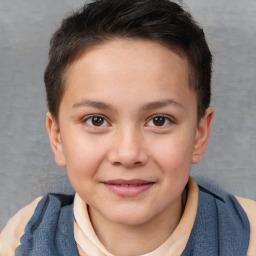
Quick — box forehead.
[62,39,196,112]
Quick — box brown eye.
[92,116,104,126]
[146,115,171,127]
[84,115,108,127]
[152,116,166,126]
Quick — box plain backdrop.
[0,0,256,229]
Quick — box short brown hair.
[44,0,212,121]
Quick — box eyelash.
[82,115,110,128]
[146,114,173,128]
[82,114,173,128]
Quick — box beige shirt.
[0,178,255,256]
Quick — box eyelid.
[82,114,111,127]
[145,114,174,127]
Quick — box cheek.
[62,136,110,204]
[61,132,109,179]
[150,132,195,175]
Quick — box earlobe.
[192,107,214,164]
[46,112,66,167]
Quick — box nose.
[107,127,149,168]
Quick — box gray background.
[0,0,255,230]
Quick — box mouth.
[102,179,155,196]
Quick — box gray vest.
[16,183,250,256]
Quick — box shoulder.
[14,193,76,255]
[0,193,76,256]
[0,197,42,256]
[188,178,251,255]
[236,196,256,256]
[196,179,252,231]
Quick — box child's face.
[47,39,212,227]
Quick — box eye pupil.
[92,116,104,126]
[153,116,165,126]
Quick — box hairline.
[54,36,199,123]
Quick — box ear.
[192,107,214,164]
[46,112,66,167]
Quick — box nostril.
[134,161,143,166]
[112,161,121,167]
[107,143,149,168]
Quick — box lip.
[102,179,155,197]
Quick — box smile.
[102,179,155,197]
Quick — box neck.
[88,191,186,256]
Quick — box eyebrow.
[72,99,113,110]
[72,98,183,111]
[141,99,184,111]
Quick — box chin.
[108,209,152,226]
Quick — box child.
[0,0,255,255]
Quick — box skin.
[46,39,213,255]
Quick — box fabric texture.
[74,177,198,256]
[1,178,255,255]
[15,194,79,256]
[10,179,251,256]
[0,197,42,255]
[181,184,250,255]
[236,196,256,256]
